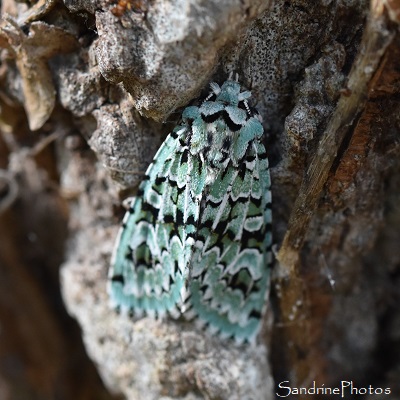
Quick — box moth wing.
[188,141,272,343]
[109,127,204,318]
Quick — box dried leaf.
[0,19,78,130]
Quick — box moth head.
[216,80,252,107]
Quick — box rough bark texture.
[0,0,399,399]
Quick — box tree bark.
[0,0,399,399]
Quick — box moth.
[109,77,272,343]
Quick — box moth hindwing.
[109,78,272,343]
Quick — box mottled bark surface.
[0,0,399,399]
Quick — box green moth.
[109,77,272,343]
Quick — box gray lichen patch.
[93,0,272,120]
[282,42,347,172]
[90,98,164,188]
